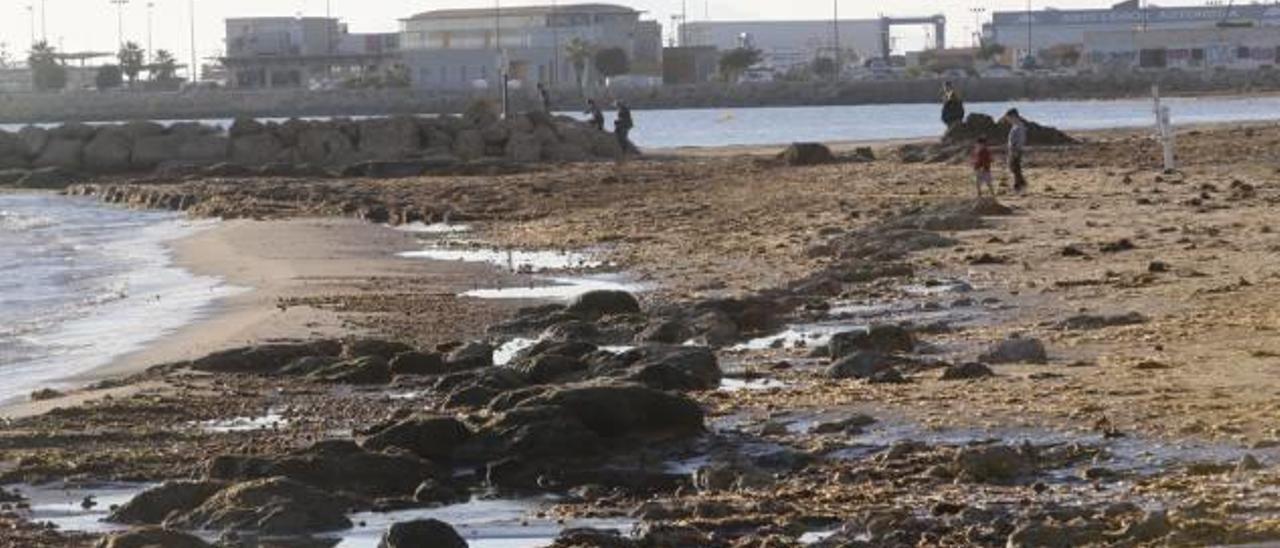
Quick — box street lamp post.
[146,2,153,61]
[970,7,986,48]
[110,0,130,49]
[189,0,197,83]
[26,5,35,46]
[496,0,509,118]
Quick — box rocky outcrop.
[362,415,473,461]
[164,477,353,535]
[379,519,469,548]
[206,439,441,498]
[0,109,621,188]
[107,480,228,525]
[95,528,212,548]
[943,113,1078,146]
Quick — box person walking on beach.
[614,101,638,155]
[972,137,995,197]
[586,99,605,131]
[941,81,966,129]
[1002,108,1030,194]
[537,83,552,113]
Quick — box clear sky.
[0,0,1214,68]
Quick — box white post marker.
[1152,85,1176,172]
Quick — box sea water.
[0,192,239,405]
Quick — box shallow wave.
[0,210,58,232]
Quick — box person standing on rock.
[1002,108,1030,194]
[537,83,552,114]
[614,101,638,155]
[585,99,605,132]
[941,81,966,129]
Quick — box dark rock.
[82,128,133,172]
[310,355,392,384]
[940,362,995,381]
[207,440,440,497]
[447,341,494,370]
[389,351,448,376]
[189,340,342,374]
[867,368,908,384]
[1056,312,1147,331]
[604,345,722,391]
[166,477,353,535]
[636,319,692,344]
[344,339,416,360]
[829,325,915,358]
[362,415,473,461]
[95,528,212,548]
[16,166,84,189]
[483,405,604,460]
[518,354,588,384]
[412,479,463,505]
[979,336,1048,364]
[565,290,642,320]
[1100,239,1136,253]
[634,523,714,548]
[520,382,705,440]
[780,142,836,166]
[379,518,468,548]
[277,355,340,376]
[826,352,892,380]
[444,384,502,409]
[943,112,1078,146]
[952,445,1035,484]
[0,168,28,185]
[553,527,636,548]
[107,480,227,525]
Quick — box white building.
[224,17,399,88]
[679,16,946,72]
[987,2,1280,64]
[400,3,660,91]
[1085,26,1280,71]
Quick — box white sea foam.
[399,246,604,273]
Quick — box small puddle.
[329,497,634,548]
[399,246,605,274]
[195,410,289,433]
[16,482,149,535]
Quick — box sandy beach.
[6,119,1280,546]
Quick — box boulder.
[297,127,356,166]
[343,339,415,360]
[166,477,352,535]
[566,290,641,320]
[48,122,96,141]
[826,352,893,380]
[119,120,166,141]
[176,135,229,164]
[505,132,543,162]
[780,143,836,166]
[622,345,722,391]
[83,128,134,172]
[943,112,1078,146]
[389,351,448,376]
[168,122,217,139]
[107,480,228,525]
[359,116,422,159]
[18,126,49,158]
[554,528,636,548]
[979,336,1048,364]
[33,138,84,170]
[829,325,915,358]
[517,354,588,384]
[16,167,84,189]
[362,415,473,460]
[520,383,705,439]
[310,355,392,384]
[446,341,494,370]
[0,131,28,168]
[228,116,267,138]
[230,132,285,166]
[379,519,469,548]
[131,135,183,170]
[453,129,486,160]
[95,528,211,548]
[207,440,440,497]
[190,340,342,375]
[952,445,1035,484]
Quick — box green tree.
[564,38,593,95]
[148,49,179,82]
[117,41,145,84]
[95,65,123,90]
[28,41,67,92]
[718,47,762,82]
[593,47,630,80]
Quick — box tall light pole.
[26,5,35,46]
[970,7,986,48]
[40,0,47,43]
[110,0,129,49]
[189,0,197,83]
[496,0,508,118]
[146,2,154,61]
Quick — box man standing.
[615,101,638,155]
[585,99,605,131]
[1003,108,1029,194]
[537,83,552,113]
[941,81,966,129]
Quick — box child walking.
[972,137,995,197]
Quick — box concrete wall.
[4,70,1280,124]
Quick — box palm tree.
[117,41,145,84]
[564,37,593,97]
[149,49,178,81]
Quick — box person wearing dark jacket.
[614,101,638,155]
[941,81,966,129]
[585,99,605,131]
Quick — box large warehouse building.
[986,2,1280,63]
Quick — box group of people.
[941,81,1031,197]
[535,83,639,156]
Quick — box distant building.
[400,3,662,91]
[1085,26,1280,71]
[987,2,1280,64]
[663,46,719,84]
[223,17,400,89]
[679,17,946,72]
